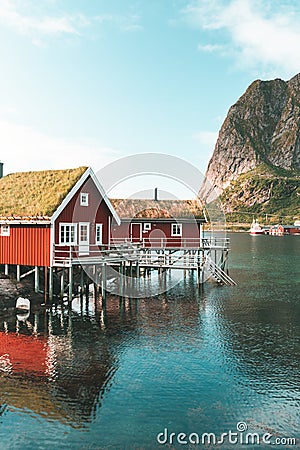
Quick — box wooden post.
[93,283,98,300]
[4,264,8,276]
[101,263,107,302]
[85,274,89,299]
[16,265,20,282]
[80,268,84,297]
[34,266,39,293]
[197,265,201,285]
[120,263,124,298]
[68,265,73,303]
[60,270,65,298]
[49,266,53,301]
[199,223,204,248]
[130,261,133,278]
[44,266,48,304]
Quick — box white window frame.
[0,224,10,236]
[79,222,89,244]
[143,223,151,231]
[95,223,103,245]
[59,223,77,245]
[171,223,182,237]
[80,193,89,206]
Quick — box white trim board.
[51,167,120,226]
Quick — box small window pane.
[96,224,103,244]
[171,223,182,236]
[80,193,89,206]
[0,225,10,236]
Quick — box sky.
[1,0,300,197]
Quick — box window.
[143,223,151,231]
[171,223,182,237]
[80,193,89,206]
[0,225,10,236]
[96,223,103,245]
[80,224,89,242]
[59,223,77,245]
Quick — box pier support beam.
[80,268,84,296]
[60,270,65,298]
[101,263,107,302]
[44,266,48,304]
[49,266,53,301]
[34,266,39,293]
[16,265,20,282]
[68,266,73,303]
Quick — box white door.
[79,222,90,255]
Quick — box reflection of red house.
[0,332,48,377]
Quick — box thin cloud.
[184,0,300,77]
[0,0,87,37]
[95,12,142,32]
[0,0,142,43]
[198,43,226,53]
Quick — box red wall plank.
[0,225,50,266]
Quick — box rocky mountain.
[200,73,300,203]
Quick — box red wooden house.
[110,199,205,248]
[0,167,215,297]
[0,166,120,272]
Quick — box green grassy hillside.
[220,163,300,226]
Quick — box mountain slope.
[200,73,300,202]
[220,163,300,223]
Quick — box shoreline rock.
[0,273,44,310]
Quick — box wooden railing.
[52,236,230,265]
[110,236,230,248]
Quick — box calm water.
[0,233,299,449]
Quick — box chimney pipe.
[0,162,3,179]
[154,187,158,201]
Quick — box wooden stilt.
[49,266,53,301]
[4,264,8,276]
[68,265,73,303]
[80,267,84,296]
[34,266,39,293]
[44,266,48,304]
[85,274,89,299]
[60,270,65,298]
[101,263,107,302]
[16,265,20,282]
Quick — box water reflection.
[0,280,203,431]
[0,236,299,447]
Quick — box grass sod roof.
[0,167,88,217]
[110,199,205,219]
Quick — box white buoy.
[16,297,30,312]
